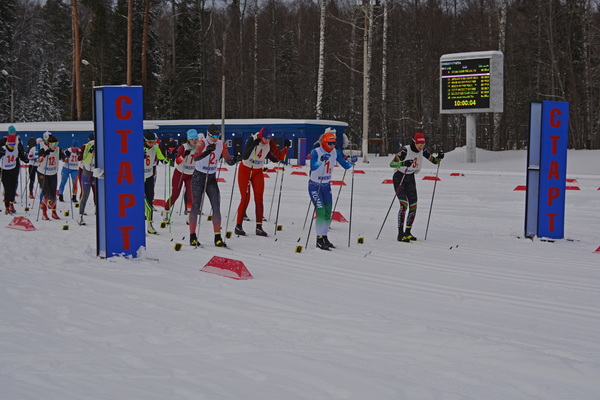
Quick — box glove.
[39,148,48,157]
[284,139,292,148]
[89,145,94,154]
[437,151,444,160]
[320,153,331,162]
[205,143,216,153]
[349,155,358,164]
[184,149,191,156]
[252,134,261,146]
[234,154,242,163]
[64,150,71,158]
[402,159,413,167]
[226,157,237,166]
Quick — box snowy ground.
[1,147,599,399]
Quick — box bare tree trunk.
[381,0,389,154]
[141,0,150,89]
[72,0,82,120]
[127,0,133,86]
[493,0,508,150]
[172,0,176,72]
[253,0,258,117]
[316,0,326,119]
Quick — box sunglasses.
[49,142,59,146]
[327,142,336,145]
[210,134,220,138]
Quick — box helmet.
[207,124,220,137]
[413,132,426,144]
[187,129,199,140]
[321,129,337,153]
[259,127,274,139]
[43,131,51,142]
[144,131,157,142]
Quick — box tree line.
[0,0,598,152]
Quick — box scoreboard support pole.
[465,113,477,163]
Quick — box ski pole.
[273,154,288,235]
[348,162,355,247]
[376,168,408,240]
[68,173,74,219]
[224,155,239,236]
[424,161,441,241]
[268,162,280,221]
[305,175,324,249]
[331,168,347,215]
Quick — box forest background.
[0,0,598,153]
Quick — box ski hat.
[207,124,220,137]
[321,128,337,153]
[88,133,95,141]
[36,138,43,145]
[258,126,274,139]
[72,138,79,148]
[6,134,16,146]
[413,132,426,144]
[144,131,157,141]
[187,129,199,140]
[47,135,58,144]
[43,131,51,142]
[7,125,16,134]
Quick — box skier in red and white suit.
[234,127,288,237]
[164,129,201,214]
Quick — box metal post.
[466,113,477,163]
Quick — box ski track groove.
[215,238,600,323]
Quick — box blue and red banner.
[95,86,146,258]
[525,101,569,239]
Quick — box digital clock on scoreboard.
[440,51,503,114]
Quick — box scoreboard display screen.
[441,58,490,110]
[440,51,503,114]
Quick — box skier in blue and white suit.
[309,128,357,250]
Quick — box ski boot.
[316,236,331,251]
[255,224,268,237]
[77,215,86,226]
[243,213,251,221]
[58,194,64,202]
[50,200,60,219]
[323,236,335,249]
[147,222,158,235]
[9,202,16,214]
[190,233,200,247]
[29,191,34,199]
[41,199,50,221]
[401,228,417,242]
[397,229,405,242]
[234,224,246,236]
[72,194,78,202]
[214,233,226,247]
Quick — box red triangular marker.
[201,256,253,280]
[7,216,36,231]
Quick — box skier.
[77,135,95,226]
[37,134,65,220]
[308,128,356,250]
[235,126,289,237]
[389,132,444,242]
[58,138,81,202]
[188,124,238,247]
[143,131,166,234]
[164,129,200,218]
[26,137,42,199]
[0,131,29,214]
